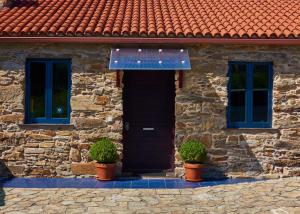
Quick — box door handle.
[125,122,130,131]
[143,128,154,131]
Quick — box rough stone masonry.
[0,43,299,178]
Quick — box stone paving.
[0,177,300,214]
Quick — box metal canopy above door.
[109,48,191,70]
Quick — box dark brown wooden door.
[122,71,175,173]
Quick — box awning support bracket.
[179,70,184,88]
[116,71,121,87]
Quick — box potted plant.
[89,138,118,181]
[179,140,207,182]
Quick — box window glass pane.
[52,63,69,118]
[253,64,269,89]
[230,91,245,122]
[30,62,46,118]
[253,91,268,122]
[230,64,247,89]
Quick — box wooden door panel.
[122,71,175,172]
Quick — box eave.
[0,37,300,45]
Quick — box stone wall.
[175,44,300,179]
[0,43,299,178]
[0,43,123,177]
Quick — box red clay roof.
[0,0,299,39]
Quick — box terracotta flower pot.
[184,163,204,182]
[95,163,116,181]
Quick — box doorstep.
[0,177,264,189]
[122,171,177,179]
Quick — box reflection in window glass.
[52,63,68,118]
[30,62,46,118]
[230,91,245,122]
[253,91,268,122]
[228,62,272,128]
[26,59,71,124]
[253,65,269,89]
[231,64,247,89]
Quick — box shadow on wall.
[176,64,265,179]
[202,164,227,181]
[222,134,264,177]
[201,135,264,180]
[0,160,14,206]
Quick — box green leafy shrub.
[179,140,207,163]
[89,138,118,163]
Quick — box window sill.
[19,124,75,130]
[223,128,279,133]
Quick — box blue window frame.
[227,62,273,128]
[25,59,71,124]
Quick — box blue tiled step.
[0,177,263,189]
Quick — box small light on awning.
[109,48,191,70]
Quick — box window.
[25,59,71,124]
[227,62,273,128]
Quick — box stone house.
[0,0,299,179]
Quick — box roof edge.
[0,37,300,45]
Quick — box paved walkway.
[1,177,300,214]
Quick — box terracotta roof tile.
[0,0,300,38]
